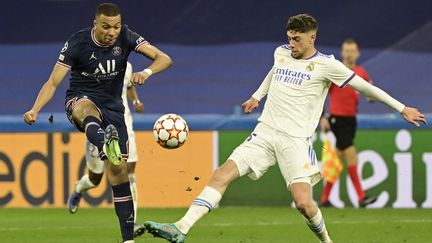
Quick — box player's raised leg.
[71,100,134,242]
[291,181,333,243]
[144,159,239,242]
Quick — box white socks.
[128,173,138,223]
[175,186,222,234]
[75,174,96,193]
[304,209,331,243]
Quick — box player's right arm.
[23,64,69,125]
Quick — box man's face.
[287,30,315,59]
[341,42,360,64]
[93,14,121,46]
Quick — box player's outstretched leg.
[144,159,239,242]
[291,181,333,243]
[104,124,122,166]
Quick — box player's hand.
[133,100,144,113]
[131,71,150,85]
[320,116,330,133]
[401,107,428,127]
[23,109,38,125]
[242,97,259,114]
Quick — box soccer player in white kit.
[144,14,427,243]
[67,62,146,238]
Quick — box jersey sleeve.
[326,58,355,88]
[124,26,150,52]
[56,34,80,69]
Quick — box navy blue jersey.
[57,25,149,112]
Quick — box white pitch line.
[200,219,432,227]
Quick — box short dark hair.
[286,14,318,33]
[95,3,121,17]
[342,38,360,49]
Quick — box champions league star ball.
[153,114,189,149]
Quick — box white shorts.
[228,123,321,189]
[124,109,138,162]
[86,109,138,174]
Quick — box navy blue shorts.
[65,95,129,157]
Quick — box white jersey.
[253,45,355,137]
[122,62,133,127]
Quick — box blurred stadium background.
[1,0,431,242]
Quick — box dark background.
[1,0,431,114]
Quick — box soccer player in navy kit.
[23,3,172,242]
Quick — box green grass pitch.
[1,207,431,242]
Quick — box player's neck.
[303,48,318,60]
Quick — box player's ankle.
[174,220,190,234]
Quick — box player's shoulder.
[121,24,139,37]
[69,27,91,41]
[312,51,335,60]
[60,27,90,55]
[274,44,292,56]
[65,27,91,46]
[275,44,291,52]
[121,24,130,32]
[311,51,341,67]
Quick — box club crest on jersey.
[306,62,315,71]
[112,46,122,56]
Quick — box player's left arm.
[132,44,173,85]
[348,75,428,127]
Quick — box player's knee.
[73,102,100,122]
[294,199,314,215]
[89,173,103,186]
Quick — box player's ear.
[309,31,317,44]
[93,19,97,27]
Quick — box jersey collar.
[91,28,110,47]
[305,50,319,60]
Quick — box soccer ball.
[153,113,189,149]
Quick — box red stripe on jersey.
[135,41,150,51]
[113,195,132,202]
[56,61,71,69]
